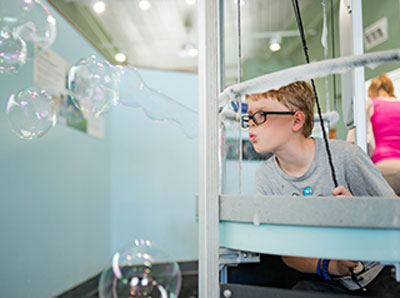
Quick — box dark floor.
[56,257,388,298]
[55,261,198,298]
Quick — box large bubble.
[116,65,197,139]
[0,0,56,60]
[98,240,181,298]
[6,87,57,140]
[0,29,27,73]
[68,55,120,117]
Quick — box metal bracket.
[219,247,260,283]
[219,247,260,266]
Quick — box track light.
[269,36,281,52]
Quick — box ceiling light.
[187,47,198,57]
[269,42,281,52]
[234,0,245,6]
[93,1,106,14]
[179,42,198,57]
[115,53,127,63]
[185,0,197,5]
[139,0,151,11]
[269,36,281,52]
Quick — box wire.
[349,267,367,292]
[291,0,339,188]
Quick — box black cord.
[291,0,339,188]
[349,267,367,292]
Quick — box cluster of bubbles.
[0,0,197,140]
[1,2,197,141]
[0,1,195,140]
[6,55,198,141]
[0,0,56,73]
[98,240,181,298]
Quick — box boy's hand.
[328,260,359,276]
[333,185,353,197]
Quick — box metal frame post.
[352,0,367,152]
[198,0,221,297]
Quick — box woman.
[366,74,400,195]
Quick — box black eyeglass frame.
[241,111,295,128]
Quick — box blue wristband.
[322,259,331,281]
[316,258,322,276]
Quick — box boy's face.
[247,97,295,154]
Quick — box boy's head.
[246,81,315,137]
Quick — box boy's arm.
[282,256,358,276]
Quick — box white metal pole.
[352,0,367,152]
[198,0,220,297]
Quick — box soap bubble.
[98,239,181,298]
[6,87,57,140]
[0,29,27,73]
[68,55,120,117]
[0,0,56,60]
[117,65,198,139]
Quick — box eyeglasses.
[241,110,295,129]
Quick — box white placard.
[34,46,70,93]
[87,113,105,140]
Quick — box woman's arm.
[346,99,375,157]
[366,98,376,157]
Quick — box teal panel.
[220,222,400,262]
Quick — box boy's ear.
[292,111,306,133]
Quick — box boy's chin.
[253,144,270,155]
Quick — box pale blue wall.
[225,161,261,194]
[0,3,200,298]
[110,69,198,261]
[0,4,111,298]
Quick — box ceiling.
[49,0,313,82]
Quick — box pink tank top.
[371,97,400,163]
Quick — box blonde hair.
[368,74,395,97]
[246,81,315,137]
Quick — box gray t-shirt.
[256,137,394,197]
[255,137,394,290]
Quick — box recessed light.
[139,0,151,11]
[179,43,198,57]
[185,0,196,5]
[115,53,127,63]
[93,1,106,14]
[234,0,245,6]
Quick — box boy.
[243,81,399,295]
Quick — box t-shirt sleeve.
[344,144,395,197]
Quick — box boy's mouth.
[249,133,257,142]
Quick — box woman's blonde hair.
[368,74,395,98]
